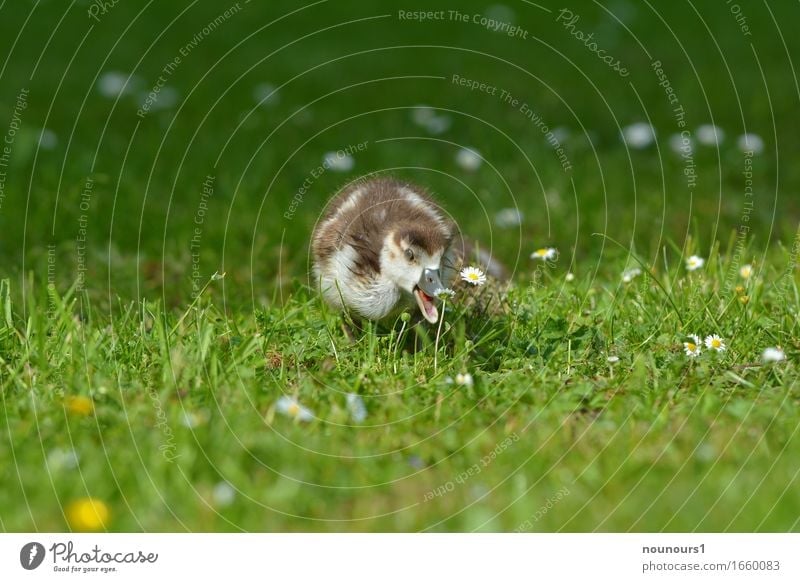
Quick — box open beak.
[413,268,444,324]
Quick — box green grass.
[1,243,799,531]
[1,0,799,531]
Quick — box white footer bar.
[2,534,798,581]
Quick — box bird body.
[312,177,456,324]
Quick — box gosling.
[312,177,459,324]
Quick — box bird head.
[380,225,450,323]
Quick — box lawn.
[0,0,799,532]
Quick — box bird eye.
[404,248,415,262]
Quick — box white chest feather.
[315,245,403,320]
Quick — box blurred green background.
[0,0,797,307]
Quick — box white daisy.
[38,128,58,150]
[551,126,570,143]
[345,393,367,423]
[434,287,456,300]
[322,151,354,172]
[410,105,437,126]
[46,448,79,471]
[739,264,753,279]
[460,266,487,286]
[180,410,209,428]
[621,122,655,149]
[565,272,575,282]
[668,132,693,156]
[97,71,140,98]
[737,133,764,155]
[704,334,726,352]
[142,86,180,111]
[276,396,314,421]
[252,82,280,106]
[455,373,474,388]
[455,148,482,171]
[686,255,705,271]
[762,347,785,363]
[212,481,236,507]
[696,124,725,146]
[622,267,642,283]
[683,335,702,358]
[484,4,516,24]
[494,208,523,228]
[410,105,452,134]
[423,114,452,135]
[530,247,557,261]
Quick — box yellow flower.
[65,396,93,416]
[735,285,745,295]
[739,264,753,279]
[739,295,750,305]
[66,497,110,531]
